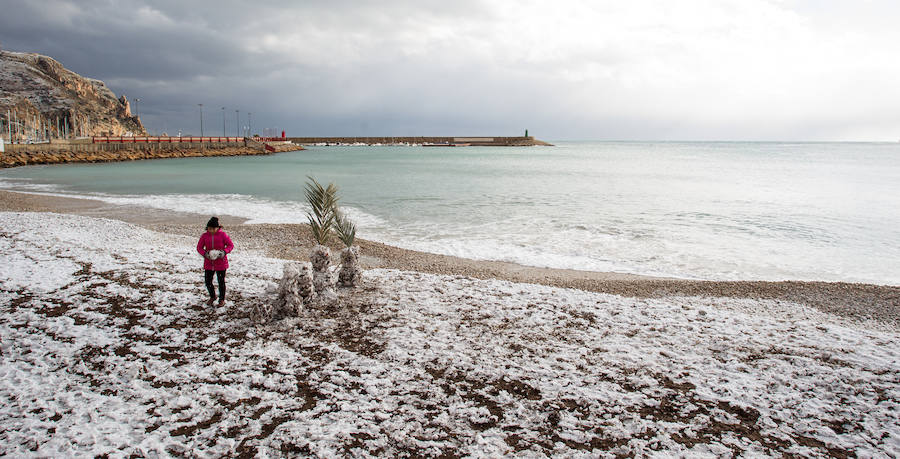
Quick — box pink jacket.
[197,230,234,270]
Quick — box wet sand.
[1,189,898,327]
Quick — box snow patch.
[0,211,897,457]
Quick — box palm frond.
[334,210,357,247]
[305,176,339,245]
[308,214,330,244]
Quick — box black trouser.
[204,270,226,300]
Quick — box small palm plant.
[335,210,362,287]
[305,177,339,299]
[305,177,339,245]
[335,210,356,247]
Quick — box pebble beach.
[1,189,899,456]
[2,190,898,328]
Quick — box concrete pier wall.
[0,143,268,168]
[287,136,551,146]
[3,140,247,153]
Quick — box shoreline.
[1,189,898,327]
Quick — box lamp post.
[235,109,239,137]
[134,98,140,118]
[222,107,226,137]
[198,103,204,137]
[247,112,252,138]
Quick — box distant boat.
[422,142,470,147]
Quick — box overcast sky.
[2,0,899,140]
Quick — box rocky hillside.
[0,50,145,139]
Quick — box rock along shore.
[0,143,304,168]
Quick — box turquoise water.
[2,141,899,284]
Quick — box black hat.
[206,217,221,228]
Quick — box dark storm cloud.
[1,0,508,136]
[1,0,249,79]
[2,0,899,140]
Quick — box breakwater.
[3,140,248,154]
[287,136,552,146]
[0,142,303,168]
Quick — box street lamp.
[134,98,140,118]
[222,107,226,137]
[235,109,239,137]
[198,103,204,137]
[247,112,252,137]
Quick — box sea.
[1,141,898,285]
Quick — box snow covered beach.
[1,209,899,457]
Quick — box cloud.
[2,0,899,139]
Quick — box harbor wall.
[0,141,306,168]
[287,136,551,146]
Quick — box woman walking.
[197,217,234,306]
